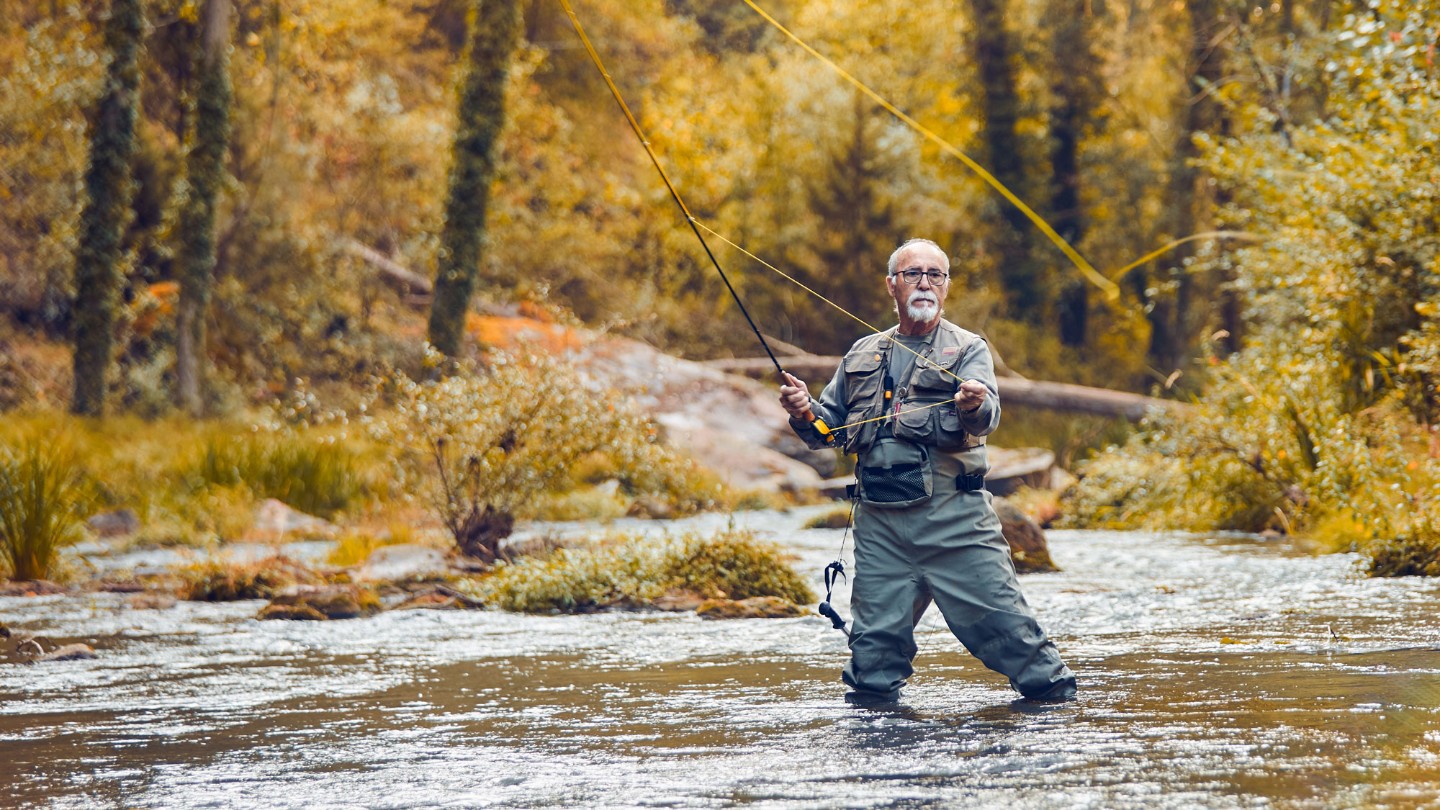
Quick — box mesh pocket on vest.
[860,462,927,503]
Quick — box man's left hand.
[955,379,987,412]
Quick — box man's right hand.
[779,371,813,420]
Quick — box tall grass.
[194,434,366,518]
[0,439,89,581]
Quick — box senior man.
[780,237,1077,704]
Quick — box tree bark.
[71,0,145,417]
[427,0,522,358]
[1150,0,1228,372]
[174,0,232,416]
[969,0,1047,320]
[1046,0,1106,347]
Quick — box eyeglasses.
[891,269,949,285]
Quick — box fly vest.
[838,321,987,458]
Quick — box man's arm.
[780,362,849,450]
[953,339,1001,437]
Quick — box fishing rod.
[556,0,837,446]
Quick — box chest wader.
[839,333,1076,701]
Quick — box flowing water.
[4,508,1440,809]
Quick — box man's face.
[886,243,950,325]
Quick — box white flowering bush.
[366,349,723,561]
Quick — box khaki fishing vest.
[838,320,987,456]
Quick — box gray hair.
[886,238,949,276]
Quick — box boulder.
[87,509,140,538]
[260,584,382,620]
[353,544,450,583]
[696,596,807,619]
[37,643,97,662]
[994,497,1059,574]
[252,499,337,539]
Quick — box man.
[779,237,1077,704]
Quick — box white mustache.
[906,291,939,322]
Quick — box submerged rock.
[696,596,806,620]
[129,592,178,610]
[259,585,382,620]
[257,603,328,621]
[0,580,66,597]
[994,497,1059,574]
[37,643,97,662]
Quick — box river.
[4,507,1440,808]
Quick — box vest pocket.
[892,402,936,444]
[858,439,932,509]
[935,403,972,451]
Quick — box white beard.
[906,291,939,323]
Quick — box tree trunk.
[1046,0,1106,347]
[71,0,145,417]
[969,0,1046,320]
[175,0,232,416]
[427,0,522,358]
[1151,0,1227,373]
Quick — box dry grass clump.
[179,555,325,601]
[803,507,852,530]
[465,527,814,614]
[0,436,89,581]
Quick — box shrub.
[803,507,853,530]
[466,527,814,613]
[0,438,89,581]
[366,349,725,562]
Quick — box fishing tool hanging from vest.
[817,497,858,632]
[557,0,837,447]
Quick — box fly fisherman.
[779,238,1077,704]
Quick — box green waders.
[842,451,1076,701]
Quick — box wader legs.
[842,491,1076,701]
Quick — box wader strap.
[955,472,986,492]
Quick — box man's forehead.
[896,244,949,268]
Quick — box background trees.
[0,0,1431,434]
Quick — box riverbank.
[5,509,1440,808]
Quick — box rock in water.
[993,497,1059,574]
[696,596,807,619]
[259,585,382,620]
[37,643,97,662]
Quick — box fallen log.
[339,239,432,297]
[703,356,1183,421]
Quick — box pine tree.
[427,0,522,358]
[174,0,232,416]
[71,0,145,416]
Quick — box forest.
[0,0,1437,574]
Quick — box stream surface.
[4,508,1440,809]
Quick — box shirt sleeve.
[956,338,1001,437]
[788,361,849,450]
